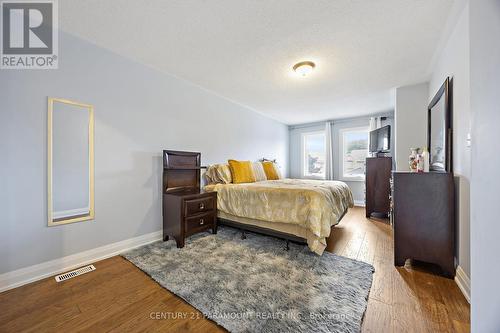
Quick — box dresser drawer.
[184,196,215,216]
[185,212,214,232]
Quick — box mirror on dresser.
[47,98,94,226]
[428,77,452,172]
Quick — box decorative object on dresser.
[392,172,455,277]
[409,148,420,172]
[365,156,392,218]
[162,150,217,248]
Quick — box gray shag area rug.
[123,226,374,333]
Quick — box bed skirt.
[217,209,347,255]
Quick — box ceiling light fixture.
[293,61,315,77]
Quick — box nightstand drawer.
[184,196,215,216]
[185,212,214,232]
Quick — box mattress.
[204,178,354,254]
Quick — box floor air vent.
[55,265,96,282]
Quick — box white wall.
[289,113,394,204]
[0,32,288,274]
[394,82,429,171]
[469,0,500,331]
[429,3,470,279]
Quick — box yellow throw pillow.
[262,161,279,180]
[228,160,256,184]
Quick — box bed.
[204,178,354,255]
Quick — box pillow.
[273,163,283,179]
[215,164,232,184]
[252,162,267,182]
[262,161,281,180]
[205,164,233,184]
[228,160,256,184]
[205,165,221,184]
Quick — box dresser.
[392,172,455,277]
[365,157,392,218]
[162,150,217,248]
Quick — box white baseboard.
[455,265,470,303]
[0,230,162,293]
[354,200,366,207]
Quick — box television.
[369,125,391,153]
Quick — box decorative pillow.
[273,163,283,179]
[262,161,280,180]
[204,165,220,184]
[228,160,256,184]
[205,164,233,184]
[252,162,267,182]
[215,164,232,184]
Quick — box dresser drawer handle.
[199,203,205,210]
[199,218,204,225]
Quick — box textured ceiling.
[60,0,454,124]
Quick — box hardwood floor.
[329,208,470,333]
[0,207,470,332]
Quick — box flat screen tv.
[369,125,391,153]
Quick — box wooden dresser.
[392,171,455,277]
[365,157,392,218]
[162,150,217,248]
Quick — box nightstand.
[163,189,217,248]
[162,150,217,248]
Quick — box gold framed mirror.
[47,98,94,226]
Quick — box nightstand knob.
[199,218,204,225]
[199,203,205,210]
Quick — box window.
[302,131,326,178]
[341,127,369,180]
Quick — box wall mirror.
[48,98,94,226]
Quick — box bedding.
[204,178,354,254]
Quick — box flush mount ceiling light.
[293,61,315,77]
